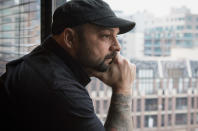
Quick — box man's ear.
[63,28,75,49]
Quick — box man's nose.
[110,38,121,52]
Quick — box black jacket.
[0,36,105,131]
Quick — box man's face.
[74,24,121,72]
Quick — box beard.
[95,51,117,72]
[75,33,117,72]
[77,44,117,72]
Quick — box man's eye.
[102,34,111,38]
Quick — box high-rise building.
[86,58,198,131]
[115,11,145,59]
[144,7,198,57]
[0,0,40,75]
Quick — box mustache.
[104,52,117,59]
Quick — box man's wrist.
[111,93,132,104]
[112,86,132,95]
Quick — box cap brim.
[91,17,135,34]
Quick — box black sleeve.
[56,82,105,131]
[8,62,105,131]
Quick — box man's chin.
[94,64,109,72]
[84,65,108,77]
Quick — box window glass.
[0,0,41,75]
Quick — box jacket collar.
[42,36,91,87]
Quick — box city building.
[144,7,198,56]
[115,10,145,59]
[0,0,40,75]
[118,32,144,59]
[86,58,198,131]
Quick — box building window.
[187,16,192,21]
[175,113,187,125]
[136,116,141,128]
[184,33,192,38]
[195,69,198,77]
[196,113,198,124]
[144,115,157,128]
[176,98,187,110]
[168,79,173,92]
[168,114,172,126]
[139,78,154,94]
[138,69,154,78]
[145,98,158,111]
[136,99,141,112]
[186,25,192,29]
[96,100,100,114]
[192,97,195,109]
[168,98,172,110]
[103,100,108,113]
[161,115,165,127]
[191,78,196,89]
[177,26,184,30]
[161,98,165,110]
[191,113,194,124]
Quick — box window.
[136,99,141,112]
[161,98,165,110]
[145,99,158,111]
[161,115,165,126]
[192,97,195,109]
[195,69,198,77]
[136,116,141,128]
[96,100,100,114]
[184,33,192,38]
[177,26,184,30]
[103,100,108,113]
[138,69,154,78]
[139,78,154,94]
[186,25,192,29]
[176,98,187,110]
[0,0,41,75]
[175,113,187,125]
[187,16,192,21]
[168,98,172,110]
[196,113,198,124]
[191,113,194,124]
[144,115,157,128]
[168,114,172,126]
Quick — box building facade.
[86,59,198,131]
[144,7,198,57]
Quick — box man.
[1,0,136,130]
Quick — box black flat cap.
[52,0,135,34]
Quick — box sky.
[103,0,198,17]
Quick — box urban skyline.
[116,6,198,59]
[104,0,198,17]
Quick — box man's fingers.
[130,63,136,81]
[113,53,123,65]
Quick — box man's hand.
[92,53,136,94]
[91,53,136,131]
